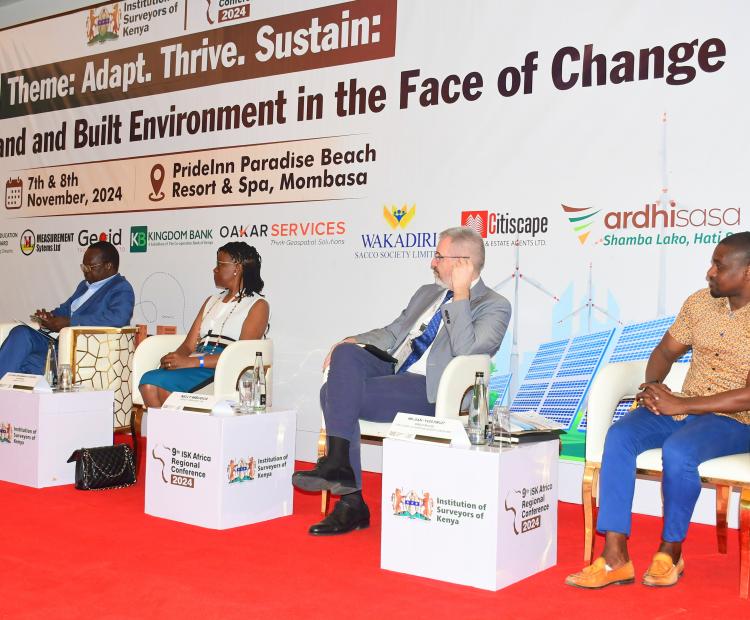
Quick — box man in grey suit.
[293,227,512,535]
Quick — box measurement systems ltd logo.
[20,229,35,255]
[391,488,434,520]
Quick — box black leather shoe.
[292,456,358,495]
[308,499,370,536]
[292,436,358,495]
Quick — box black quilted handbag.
[67,413,138,491]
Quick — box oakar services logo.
[391,488,434,520]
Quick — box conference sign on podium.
[381,438,558,591]
[145,408,296,529]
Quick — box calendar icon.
[5,178,22,209]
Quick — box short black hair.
[219,242,264,297]
[718,232,750,265]
[89,240,119,270]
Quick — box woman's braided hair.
[219,242,264,299]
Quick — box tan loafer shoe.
[565,557,635,589]
[642,552,684,587]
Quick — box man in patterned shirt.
[566,231,750,589]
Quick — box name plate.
[0,372,52,393]
[162,392,220,414]
[387,412,470,448]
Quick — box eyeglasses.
[80,262,106,273]
[215,260,238,269]
[433,252,470,262]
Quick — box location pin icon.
[149,163,165,201]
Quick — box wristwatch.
[198,356,205,368]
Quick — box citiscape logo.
[20,229,35,255]
[391,488,434,520]
[0,422,12,444]
[383,204,415,229]
[86,4,121,45]
[561,204,600,245]
[227,457,256,483]
[460,210,548,247]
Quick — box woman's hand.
[160,351,194,370]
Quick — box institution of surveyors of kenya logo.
[228,457,256,483]
[0,422,13,444]
[391,488,434,520]
[86,4,121,45]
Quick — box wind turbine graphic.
[492,241,559,403]
[556,261,622,333]
[656,111,672,317]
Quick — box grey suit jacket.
[352,278,511,402]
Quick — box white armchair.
[583,360,750,599]
[318,354,491,513]
[131,335,274,405]
[0,322,137,430]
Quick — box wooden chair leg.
[740,486,750,600]
[317,426,329,516]
[582,463,599,564]
[716,484,730,554]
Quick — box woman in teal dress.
[138,242,269,408]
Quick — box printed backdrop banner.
[0,1,745,460]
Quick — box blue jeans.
[597,406,750,541]
[320,343,435,488]
[0,325,51,377]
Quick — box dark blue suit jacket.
[51,273,134,327]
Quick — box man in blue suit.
[0,241,135,377]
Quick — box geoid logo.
[561,203,601,245]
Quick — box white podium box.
[0,389,114,488]
[381,438,558,591]
[145,408,296,529]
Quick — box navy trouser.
[597,406,750,541]
[0,325,51,377]
[321,343,435,488]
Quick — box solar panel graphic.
[489,373,512,405]
[578,397,635,432]
[577,317,692,431]
[511,328,615,429]
[608,316,692,364]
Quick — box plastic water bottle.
[238,369,254,413]
[252,351,266,412]
[468,371,489,445]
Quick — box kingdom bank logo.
[383,204,415,229]
[392,488,434,520]
[561,204,601,245]
[130,226,147,252]
[357,204,436,260]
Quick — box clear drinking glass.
[58,364,73,392]
[238,374,254,413]
[494,405,511,445]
